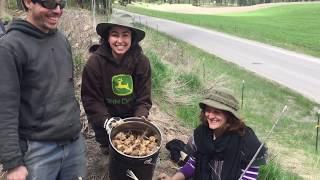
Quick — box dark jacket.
[0,19,81,170]
[81,43,152,127]
[192,125,266,180]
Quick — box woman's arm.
[240,165,260,180]
[179,156,196,178]
[133,55,152,117]
[81,60,111,127]
[240,127,267,180]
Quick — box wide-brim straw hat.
[96,12,145,42]
[199,89,241,119]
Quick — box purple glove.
[179,157,195,178]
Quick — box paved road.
[118,10,320,104]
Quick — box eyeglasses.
[33,0,66,10]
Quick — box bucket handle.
[144,157,160,166]
[122,117,144,121]
[104,117,145,134]
[103,117,121,134]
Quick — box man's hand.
[140,116,151,121]
[7,165,28,180]
[157,173,171,180]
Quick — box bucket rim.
[108,117,163,159]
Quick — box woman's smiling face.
[108,26,132,59]
[204,106,227,131]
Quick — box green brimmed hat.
[96,12,145,42]
[199,89,241,119]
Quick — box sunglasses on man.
[32,0,66,10]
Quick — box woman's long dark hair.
[200,106,246,136]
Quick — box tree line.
[3,0,112,15]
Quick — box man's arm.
[0,45,24,171]
[158,172,185,180]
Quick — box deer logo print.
[112,74,133,96]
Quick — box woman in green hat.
[158,89,267,180]
[81,12,152,154]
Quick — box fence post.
[241,80,245,109]
[316,110,320,152]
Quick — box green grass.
[138,22,320,178]
[259,161,303,180]
[147,50,170,97]
[117,3,320,58]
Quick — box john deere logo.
[112,74,133,96]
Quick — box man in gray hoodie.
[0,0,86,179]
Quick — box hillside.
[54,7,320,180]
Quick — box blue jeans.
[23,135,87,180]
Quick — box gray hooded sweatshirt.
[0,19,81,170]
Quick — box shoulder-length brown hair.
[200,107,246,136]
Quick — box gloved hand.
[140,116,151,121]
[103,117,124,134]
[110,117,124,128]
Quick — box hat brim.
[96,23,145,42]
[199,99,241,120]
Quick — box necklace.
[213,133,216,140]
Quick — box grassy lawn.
[116,3,320,58]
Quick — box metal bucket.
[105,117,162,180]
